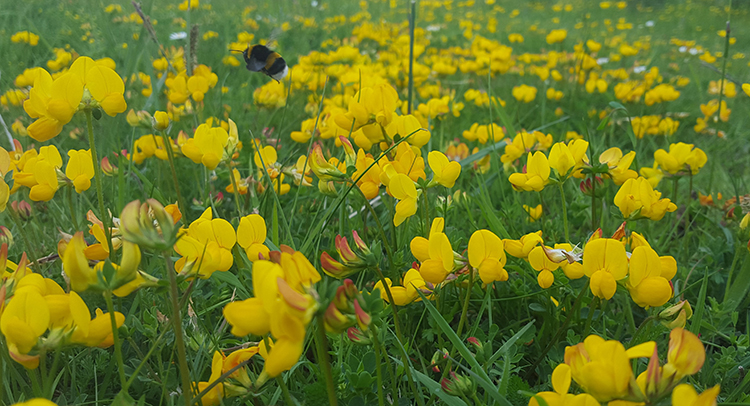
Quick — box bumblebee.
[242,45,288,82]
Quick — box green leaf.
[391,359,468,406]
[725,254,750,313]
[690,267,709,335]
[486,320,535,366]
[112,391,136,406]
[476,188,511,239]
[415,290,513,406]
[459,140,507,170]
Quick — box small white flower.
[596,57,610,65]
[169,32,187,40]
[679,46,688,53]
[426,25,441,32]
[633,66,647,73]
[645,20,655,27]
[311,0,318,6]
[689,48,700,55]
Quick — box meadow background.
[0,0,749,405]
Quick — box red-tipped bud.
[10,200,32,220]
[336,235,358,262]
[320,251,349,277]
[347,327,371,345]
[352,230,370,254]
[101,157,118,176]
[0,227,12,247]
[579,176,604,197]
[611,222,627,240]
[353,299,371,330]
[441,371,475,397]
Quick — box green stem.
[164,252,193,406]
[623,295,637,338]
[124,324,169,390]
[85,110,114,259]
[45,347,61,398]
[9,209,40,272]
[160,130,188,220]
[226,163,244,218]
[724,242,743,301]
[275,375,295,406]
[525,280,589,381]
[406,0,416,114]
[315,316,338,406]
[67,186,79,231]
[371,328,386,406]
[583,297,599,337]
[104,290,126,389]
[716,1,732,123]
[456,269,474,338]
[558,182,569,242]
[590,176,597,232]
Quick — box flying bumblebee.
[242,44,288,82]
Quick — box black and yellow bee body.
[242,45,288,82]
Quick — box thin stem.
[354,185,395,273]
[371,328,386,406]
[716,2,731,123]
[558,182,569,242]
[456,269,474,338]
[124,324,169,390]
[226,163,244,217]
[590,176,597,232]
[583,297,599,337]
[623,295,637,338]
[160,130,188,220]
[525,280,590,381]
[85,110,114,259]
[315,316,338,406]
[407,0,416,114]
[275,375,295,406]
[104,290,127,389]
[67,186,79,231]
[164,252,193,406]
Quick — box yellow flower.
[627,246,673,307]
[512,84,538,103]
[528,364,600,406]
[504,231,543,259]
[374,268,428,306]
[237,214,270,261]
[69,57,128,116]
[253,80,287,109]
[153,111,170,130]
[582,238,628,299]
[181,123,229,170]
[414,218,455,284]
[523,204,543,222]
[509,152,550,191]
[614,177,677,221]
[654,142,708,175]
[308,144,346,182]
[10,399,58,406]
[0,290,49,368]
[428,151,461,188]
[353,149,383,199]
[564,335,640,402]
[174,208,236,278]
[23,69,82,142]
[546,29,568,44]
[671,384,719,406]
[385,169,419,227]
[14,145,63,201]
[664,327,705,380]
[65,149,95,193]
[468,230,508,284]
[195,351,224,406]
[528,246,561,288]
[548,140,589,179]
[599,147,638,185]
[62,231,141,292]
[386,114,430,148]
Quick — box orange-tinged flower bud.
[666,327,705,379]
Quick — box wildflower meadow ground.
[1,0,750,405]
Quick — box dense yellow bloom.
[654,143,707,175]
[65,149,95,193]
[236,214,270,261]
[11,31,40,46]
[353,149,383,199]
[501,131,553,164]
[386,114,430,147]
[428,151,461,188]
[614,177,677,221]
[509,152,550,191]
[462,123,504,144]
[174,208,236,278]
[62,231,141,292]
[582,238,628,300]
